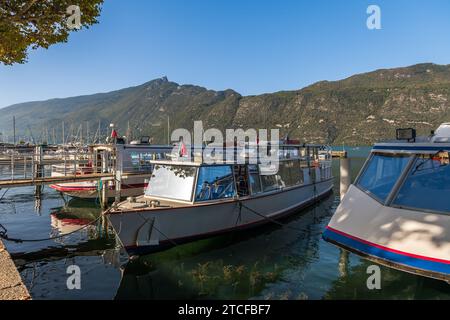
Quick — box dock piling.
[101,180,108,209]
[10,153,14,181]
[33,146,43,211]
[114,146,123,205]
[339,157,351,200]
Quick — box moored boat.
[50,142,172,199]
[106,143,334,256]
[324,125,450,282]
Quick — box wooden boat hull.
[107,178,333,256]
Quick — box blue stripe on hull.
[323,228,450,277]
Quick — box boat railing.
[162,143,333,167]
[0,145,94,181]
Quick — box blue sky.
[1,0,450,108]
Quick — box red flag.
[180,141,187,157]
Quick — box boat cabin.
[355,131,450,214]
[51,142,173,177]
[141,144,333,205]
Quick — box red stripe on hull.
[50,183,148,192]
[326,226,450,265]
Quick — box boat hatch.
[356,150,450,214]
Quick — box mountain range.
[2,63,450,145]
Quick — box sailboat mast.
[13,116,16,146]
[167,116,170,145]
[62,121,65,145]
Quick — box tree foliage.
[0,0,103,65]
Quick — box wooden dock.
[0,172,151,188]
[0,240,31,300]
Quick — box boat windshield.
[392,153,450,213]
[357,153,412,202]
[145,165,196,201]
[195,165,235,202]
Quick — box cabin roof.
[150,159,292,167]
[373,141,450,153]
[151,160,203,167]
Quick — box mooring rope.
[0,188,9,202]
[238,200,308,233]
[0,215,103,243]
[136,212,178,247]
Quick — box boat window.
[289,160,303,185]
[128,152,153,171]
[310,168,316,183]
[261,174,283,192]
[248,165,262,194]
[145,165,196,201]
[392,153,450,213]
[195,166,235,202]
[279,147,299,159]
[278,160,303,187]
[356,153,412,203]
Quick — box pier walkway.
[0,172,151,188]
[0,240,31,300]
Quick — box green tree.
[0,0,103,65]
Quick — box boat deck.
[114,195,189,212]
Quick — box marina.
[0,144,449,299]
[2,0,450,304]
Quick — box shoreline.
[0,240,31,300]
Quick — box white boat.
[50,142,173,199]
[106,143,334,256]
[324,125,450,282]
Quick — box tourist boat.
[106,143,334,256]
[324,125,450,282]
[50,140,172,199]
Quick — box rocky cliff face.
[2,63,450,145]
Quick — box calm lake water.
[1,146,449,299]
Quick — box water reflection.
[50,198,103,236]
[115,196,337,300]
[324,259,450,299]
[13,198,122,281]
